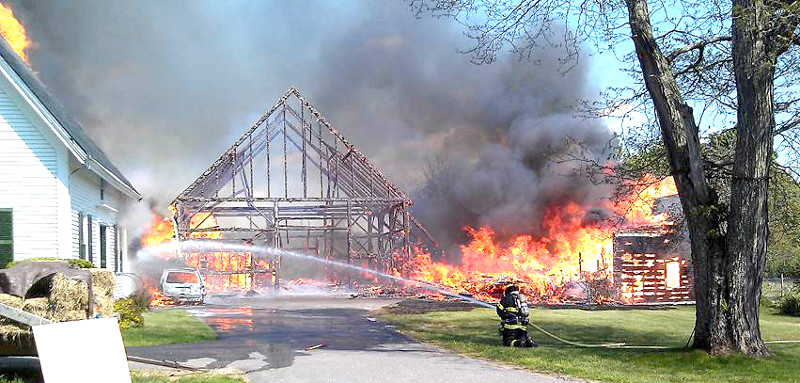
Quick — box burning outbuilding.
[137,87,694,306]
[613,226,693,304]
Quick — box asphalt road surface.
[127,295,575,382]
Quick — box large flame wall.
[141,176,679,304]
[412,176,679,302]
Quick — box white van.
[159,268,205,304]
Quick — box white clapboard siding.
[0,86,60,259]
[0,54,136,271]
[70,169,122,270]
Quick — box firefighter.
[496,285,537,347]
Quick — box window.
[87,215,93,264]
[0,209,12,267]
[99,225,107,269]
[78,212,85,259]
[113,225,120,272]
[665,261,681,288]
[166,272,199,284]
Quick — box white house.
[0,39,140,271]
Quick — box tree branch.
[666,36,732,63]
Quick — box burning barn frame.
[140,87,695,305]
[168,87,436,290]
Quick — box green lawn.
[131,372,245,383]
[381,306,800,383]
[122,309,216,347]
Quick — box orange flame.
[0,3,30,63]
[413,175,680,303]
[141,213,176,248]
[140,211,274,306]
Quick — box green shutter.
[0,210,12,267]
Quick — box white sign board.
[33,318,131,383]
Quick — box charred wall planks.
[613,227,694,303]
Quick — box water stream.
[137,240,707,349]
[137,240,495,309]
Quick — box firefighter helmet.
[504,284,519,295]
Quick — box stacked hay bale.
[0,266,116,355]
[46,273,90,322]
[0,295,28,342]
[91,269,116,318]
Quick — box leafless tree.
[409,0,800,355]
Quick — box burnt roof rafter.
[170,87,439,258]
[173,87,408,204]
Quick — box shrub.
[114,298,145,329]
[4,257,94,269]
[68,258,96,269]
[776,290,800,317]
[131,289,151,311]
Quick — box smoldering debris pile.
[0,261,115,355]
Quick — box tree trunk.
[625,0,769,355]
[725,0,775,356]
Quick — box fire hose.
[526,321,800,349]
[412,279,800,349]
[525,321,680,349]
[475,297,800,349]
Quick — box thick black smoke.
[309,6,615,248]
[12,1,613,252]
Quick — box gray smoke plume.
[12,1,614,252]
[307,6,615,248]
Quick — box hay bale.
[0,295,31,341]
[0,294,23,309]
[0,307,28,342]
[90,269,115,318]
[0,322,35,356]
[49,273,88,321]
[0,270,115,323]
[0,323,28,341]
[21,298,49,318]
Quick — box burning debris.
[137,173,689,307]
[410,177,688,304]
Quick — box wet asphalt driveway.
[127,295,573,382]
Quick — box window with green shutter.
[0,209,12,267]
